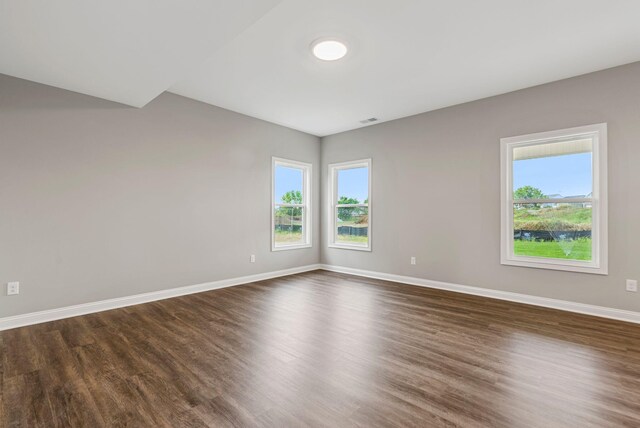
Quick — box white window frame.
[500,123,608,275]
[328,159,372,251]
[271,157,312,251]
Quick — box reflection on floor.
[1,270,640,427]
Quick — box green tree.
[337,196,361,222]
[281,190,302,204]
[276,190,303,219]
[514,186,546,200]
[514,186,546,209]
[338,196,359,205]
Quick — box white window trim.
[272,157,312,251]
[500,123,608,275]
[328,159,372,251]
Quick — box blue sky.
[274,166,302,202]
[338,167,368,202]
[275,166,369,203]
[513,153,592,197]
[277,156,588,203]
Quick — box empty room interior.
[2,1,640,427]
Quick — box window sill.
[328,243,371,252]
[272,243,312,252]
[501,257,607,275]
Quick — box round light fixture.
[311,39,348,61]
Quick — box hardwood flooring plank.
[2,375,39,427]
[35,330,105,427]
[1,270,640,427]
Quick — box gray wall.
[0,74,320,318]
[3,61,640,319]
[321,62,640,313]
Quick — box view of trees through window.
[274,190,304,244]
[512,149,593,261]
[335,166,369,246]
[273,162,308,247]
[336,196,368,244]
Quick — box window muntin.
[272,158,311,250]
[329,159,371,251]
[501,124,607,274]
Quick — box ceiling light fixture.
[311,39,348,61]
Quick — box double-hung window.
[500,123,607,274]
[272,157,311,251]
[328,159,371,251]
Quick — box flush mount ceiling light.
[311,39,348,61]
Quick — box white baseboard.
[0,264,322,331]
[3,263,638,331]
[319,264,640,325]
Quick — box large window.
[328,159,371,251]
[272,158,311,251]
[500,124,607,274]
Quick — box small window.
[272,158,311,251]
[328,159,371,251]
[500,124,607,274]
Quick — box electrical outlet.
[410,257,416,265]
[7,282,19,296]
[250,255,256,263]
[626,279,638,292]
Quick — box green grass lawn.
[274,229,368,245]
[275,230,369,244]
[337,234,368,244]
[513,205,592,260]
[274,229,303,243]
[514,238,592,260]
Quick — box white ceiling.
[0,0,280,107]
[170,0,640,136]
[3,1,640,135]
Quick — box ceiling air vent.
[359,117,378,124]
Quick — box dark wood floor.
[2,270,640,427]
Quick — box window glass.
[273,160,310,250]
[336,206,369,245]
[513,139,593,198]
[274,206,304,246]
[329,160,371,250]
[513,203,592,261]
[511,138,593,261]
[337,167,368,204]
[274,166,303,204]
[501,124,607,274]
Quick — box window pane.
[337,167,368,204]
[513,139,593,200]
[513,203,592,261]
[275,165,303,204]
[274,206,304,245]
[336,206,368,245]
